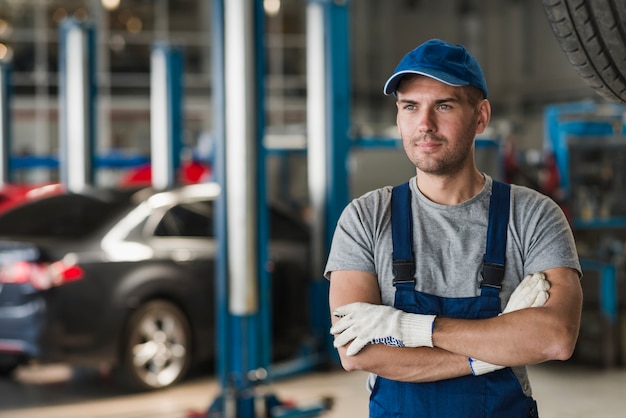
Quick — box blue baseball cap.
[383,39,488,98]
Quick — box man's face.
[395,75,488,176]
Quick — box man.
[325,39,582,417]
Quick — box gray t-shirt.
[324,174,581,395]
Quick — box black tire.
[114,300,192,391]
[0,355,21,377]
[542,0,626,104]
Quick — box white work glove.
[330,302,436,356]
[469,272,550,375]
[501,271,550,314]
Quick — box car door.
[145,199,217,357]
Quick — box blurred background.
[0,1,625,417]
[0,0,603,192]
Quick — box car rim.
[129,307,188,388]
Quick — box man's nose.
[416,109,436,134]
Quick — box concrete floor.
[0,361,625,417]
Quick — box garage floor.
[1,361,625,418]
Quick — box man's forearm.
[432,307,573,366]
[337,343,473,383]
[432,268,582,366]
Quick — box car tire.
[542,0,626,104]
[0,355,20,376]
[114,299,192,391]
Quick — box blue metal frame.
[208,0,281,416]
[545,102,626,368]
[0,61,12,185]
[254,0,271,379]
[323,0,351,246]
[543,100,626,229]
[306,0,351,367]
[167,45,184,177]
[211,0,229,398]
[207,0,340,416]
[543,100,626,197]
[10,153,149,170]
[579,258,618,325]
[216,3,268,414]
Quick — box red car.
[0,160,211,214]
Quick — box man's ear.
[476,99,491,134]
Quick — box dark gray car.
[0,183,311,391]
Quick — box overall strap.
[391,182,415,285]
[480,180,511,289]
[391,180,511,289]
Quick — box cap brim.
[383,70,465,95]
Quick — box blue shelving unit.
[544,100,626,367]
[544,100,626,227]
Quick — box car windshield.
[0,192,132,238]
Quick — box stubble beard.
[407,133,473,176]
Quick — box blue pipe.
[211,0,229,396]
[0,61,12,185]
[254,0,271,377]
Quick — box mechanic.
[325,38,583,417]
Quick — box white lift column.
[58,18,96,192]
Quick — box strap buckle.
[480,262,504,289]
[392,259,415,285]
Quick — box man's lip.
[417,141,441,150]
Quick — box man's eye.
[404,104,416,111]
[438,104,452,110]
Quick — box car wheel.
[114,299,192,391]
[0,355,21,376]
[542,0,626,104]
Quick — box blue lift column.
[210,0,230,411]
[208,0,331,416]
[306,0,351,358]
[209,0,269,415]
[58,18,97,192]
[0,59,11,186]
[150,43,184,190]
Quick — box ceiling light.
[264,0,281,16]
[0,19,12,36]
[52,8,68,24]
[126,16,142,33]
[102,0,121,11]
[0,43,13,61]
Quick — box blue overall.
[369,181,538,418]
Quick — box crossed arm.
[328,267,583,383]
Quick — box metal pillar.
[0,60,11,187]
[306,0,351,358]
[150,43,184,190]
[211,0,230,408]
[58,18,97,192]
[208,0,331,416]
[209,0,268,415]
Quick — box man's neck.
[415,168,486,205]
